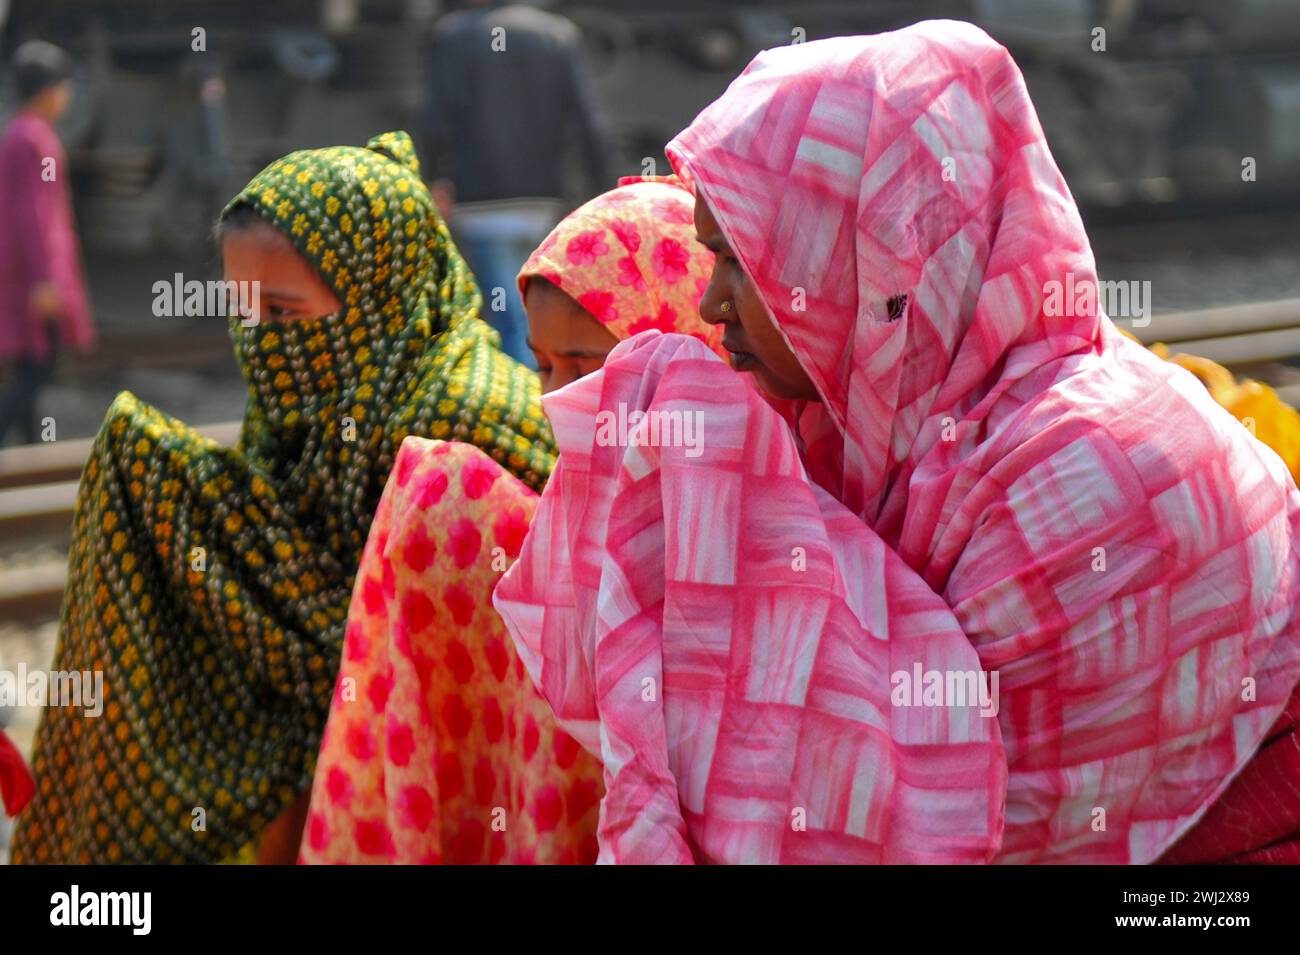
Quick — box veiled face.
[693,197,819,402]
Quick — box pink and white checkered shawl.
[496,20,1300,863]
[496,331,1006,863]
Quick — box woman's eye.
[266,303,293,319]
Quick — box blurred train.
[1,0,1298,256]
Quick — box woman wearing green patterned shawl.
[11,131,555,863]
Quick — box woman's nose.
[698,277,729,326]
[541,370,574,396]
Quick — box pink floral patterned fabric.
[495,21,1300,863]
[517,175,726,358]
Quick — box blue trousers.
[453,205,561,370]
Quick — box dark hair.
[520,273,556,298]
[11,40,72,102]
[213,202,278,243]
[521,274,583,310]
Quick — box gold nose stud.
[720,301,733,313]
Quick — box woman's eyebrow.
[526,338,606,360]
[258,288,306,302]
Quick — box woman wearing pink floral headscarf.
[298,176,721,864]
[518,175,725,395]
[494,21,1300,864]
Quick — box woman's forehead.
[222,228,323,285]
[693,197,728,248]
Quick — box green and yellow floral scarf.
[12,131,555,863]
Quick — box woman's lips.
[728,350,758,371]
[724,335,757,371]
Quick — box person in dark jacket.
[424,0,613,367]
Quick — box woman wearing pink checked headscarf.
[494,20,1300,864]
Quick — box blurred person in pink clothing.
[0,40,95,447]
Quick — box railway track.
[1,299,1299,623]
[0,422,242,622]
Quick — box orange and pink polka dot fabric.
[300,437,601,864]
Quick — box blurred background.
[3,1,1300,859]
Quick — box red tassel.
[0,729,35,817]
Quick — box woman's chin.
[749,368,809,403]
[727,350,759,372]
